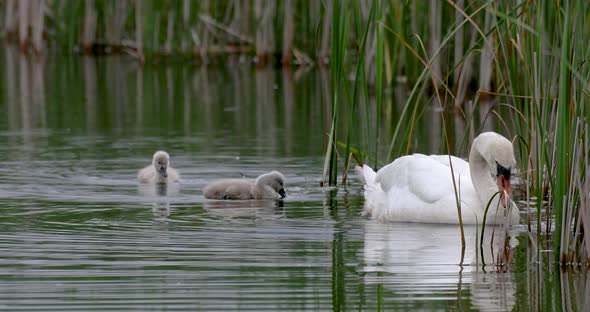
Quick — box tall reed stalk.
[322,0,347,186]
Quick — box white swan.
[203,171,287,200]
[137,151,180,184]
[360,132,519,224]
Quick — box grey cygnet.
[203,171,286,200]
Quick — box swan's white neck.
[469,144,497,210]
[468,134,520,225]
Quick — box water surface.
[0,50,586,311]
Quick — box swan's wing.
[375,154,471,204]
[425,155,474,201]
[428,155,470,176]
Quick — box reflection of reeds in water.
[135,64,144,127]
[195,66,212,135]
[255,67,277,153]
[5,46,19,131]
[30,56,45,129]
[83,56,97,130]
[18,54,31,131]
[182,67,191,135]
[2,52,323,163]
[4,45,47,157]
[522,246,590,310]
[282,67,295,154]
[165,67,174,127]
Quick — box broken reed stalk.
[281,0,295,65]
[81,0,97,53]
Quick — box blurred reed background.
[2,0,324,64]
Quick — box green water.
[0,48,587,311]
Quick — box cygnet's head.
[152,151,171,178]
[256,171,287,198]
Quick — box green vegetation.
[322,0,589,267]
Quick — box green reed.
[322,0,383,186]
[492,0,590,265]
[325,0,589,264]
[321,0,346,187]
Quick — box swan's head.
[472,132,516,207]
[152,151,171,178]
[256,171,287,198]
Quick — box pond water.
[0,47,587,311]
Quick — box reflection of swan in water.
[138,183,180,197]
[204,199,284,219]
[363,221,520,311]
[138,183,180,219]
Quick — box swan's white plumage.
[363,155,479,223]
[361,132,520,225]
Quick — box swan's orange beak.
[497,175,512,207]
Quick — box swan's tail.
[357,165,386,218]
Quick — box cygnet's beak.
[159,167,168,178]
[278,189,287,199]
[496,164,512,207]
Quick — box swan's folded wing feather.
[374,155,416,192]
[428,155,470,175]
[376,154,470,204]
